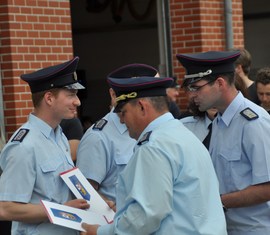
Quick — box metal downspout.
[224,0,234,49]
[157,0,173,77]
[0,71,6,149]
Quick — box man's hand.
[64,199,90,210]
[105,200,116,212]
[81,223,100,235]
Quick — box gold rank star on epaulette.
[240,108,259,121]
[137,131,152,145]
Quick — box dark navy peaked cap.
[107,76,173,112]
[21,57,85,93]
[176,51,240,87]
[108,63,158,78]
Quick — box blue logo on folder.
[69,175,91,201]
[51,208,82,223]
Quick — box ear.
[215,77,226,88]
[109,88,116,99]
[137,99,144,111]
[109,88,117,108]
[44,91,55,106]
[235,64,242,74]
[137,99,149,115]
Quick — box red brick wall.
[170,0,244,110]
[0,0,245,138]
[0,0,73,138]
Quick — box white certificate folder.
[41,200,110,231]
[42,167,115,231]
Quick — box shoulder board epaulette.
[240,108,258,121]
[137,131,152,146]
[93,119,108,130]
[11,128,29,142]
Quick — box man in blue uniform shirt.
[76,64,157,201]
[177,50,270,235]
[80,70,227,234]
[0,57,89,235]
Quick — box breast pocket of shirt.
[113,155,130,185]
[115,154,130,166]
[39,159,66,199]
[219,149,244,192]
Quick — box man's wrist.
[220,194,228,212]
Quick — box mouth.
[70,109,77,114]
[193,100,200,106]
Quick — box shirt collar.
[204,113,213,128]
[138,112,174,141]
[29,113,62,140]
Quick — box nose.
[259,94,267,102]
[74,95,81,106]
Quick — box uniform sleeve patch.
[11,128,29,142]
[240,108,259,121]
[137,131,152,146]
[93,119,108,130]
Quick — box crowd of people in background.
[1,48,270,235]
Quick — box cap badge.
[116,92,137,102]
[184,69,212,79]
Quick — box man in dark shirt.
[255,67,270,114]
[233,48,260,104]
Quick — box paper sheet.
[60,167,115,223]
[41,200,109,232]
[42,167,115,231]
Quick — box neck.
[261,104,270,111]
[217,87,239,114]
[33,109,60,130]
[241,75,253,88]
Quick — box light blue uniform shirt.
[98,113,227,235]
[0,114,77,235]
[180,114,212,141]
[209,92,270,235]
[76,110,136,201]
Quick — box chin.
[64,114,76,119]
[129,132,137,140]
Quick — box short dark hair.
[129,96,169,113]
[147,96,169,112]
[233,48,252,76]
[255,67,270,85]
[235,73,249,98]
[204,72,235,86]
[32,88,61,107]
